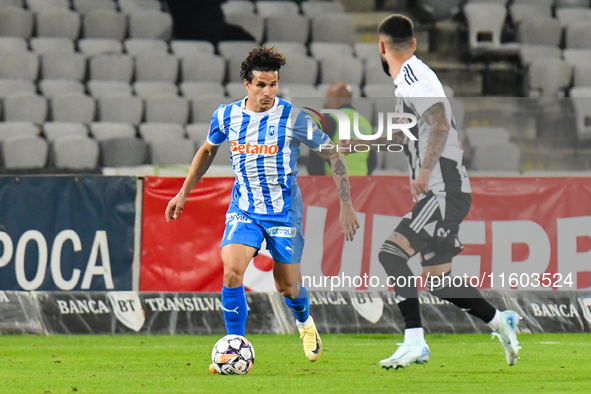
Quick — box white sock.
[487,310,501,331]
[296,315,313,330]
[404,327,424,342]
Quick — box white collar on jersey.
[394,55,419,87]
[240,96,279,115]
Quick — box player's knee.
[223,267,244,288]
[378,240,410,266]
[275,281,293,298]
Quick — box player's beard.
[380,55,391,76]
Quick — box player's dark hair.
[240,47,286,82]
[378,14,414,50]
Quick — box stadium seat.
[556,8,591,28]
[73,0,116,14]
[2,134,48,169]
[26,0,69,12]
[466,127,511,147]
[36,10,81,39]
[133,81,178,97]
[555,0,591,8]
[78,38,123,56]
[519,45,561,67]
[465,0,506,3]
[89,53,134,82]
[510,4,550,24]
[279,54,318,85]
[180,54,226,84]
[139,122,185,142]
[212,141,232,166]
[118,0,161,14]
[185,123,209,145]
[415,0,462,21]
[50,93,96,123]
[225,82,246,101]
[3,92,47,122]
[518,16,562,46]
[354,43,380,61]
[380,149,408,172]
[570,87,591,141]
[278,83,321,101]
[364,58,394,85]
[218,41,259,60]
[256,1,299,17]
[566,22,591,49]
[0,121,38,142]
[310,43,354,61]
[90,122,136,141]
[190,95,228,123]
[0,37,27,52]
[319,56,363,86]
[129,11,172,40]
[0,50,38,81]
[528,58,573,97]
[97,94,143,125]
[42,122,88,141]
[41,52,86,80]
[317,83,361,97]
[0,7,33,39]
[170,40,215,58]
[87,80,133,98]
[573,63,591,87]
[150,138,196,166]
[39,79,85,97]
[225,13,264,43]
[311,14,355,45]
[364,83,394,98]
[0,0,22,7]
[52,134,99,170]
[83,10,127,40]
[100,137,148,166]
[30,37,75,54]
[144,95,189,124]
[263,42,307,57]
[221,1,255,15]
[301,2,345,16]
[471,142,520,171]
[265,15,310,44]
[563,49,591,67]
[180,81,226,98]
[513,0,552,11]
[464,3,507,54]
[0,79,35,99]
[124,39,168,55]
[134,54,179,82]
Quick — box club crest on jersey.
[230,141,279,155]
[267,125,275,137]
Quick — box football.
[210,335,255,375]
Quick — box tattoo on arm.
[333,159,346,176]
[421,102,450,170]
[338,178,351,204]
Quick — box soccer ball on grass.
[210,335,255,375]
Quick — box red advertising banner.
[141,176,591,292]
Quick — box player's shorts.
[394,190,471,267]
[220,188,304,264]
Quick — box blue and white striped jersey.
[207,97,330,215]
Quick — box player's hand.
[410,169,431,202]
[338,138,356,156]
[165,193,187,222]
[339,204,360,241]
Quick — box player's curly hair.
[240,47,286,82]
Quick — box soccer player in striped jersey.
[165,47,360,370]
[343,15,521,369]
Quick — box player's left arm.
[411,101,449,201]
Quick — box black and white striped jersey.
[393,55,471,196]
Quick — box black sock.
[379,240,422,329]
[428,272,496,323]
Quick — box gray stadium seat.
[0,7,33,38]
[265,15,309,44]
[87,80,133,98]
[212,140,232,166]
[380,150,408,172]
[0,79,35,99]
[119,0,161,14]
[30,37,75,54]
[129,11,172,40]
[36,10,81,39]
[53,134,99,170]
[415,0,462,21]
[134,54,179,82]
[225,82,246,101]
[364,58,394,85]
[73,0,116,14]
[354,43,379,61]
[180,82,226,98]
[464,3,507,53]
[124,38,168,55]
[100,137,147,166]
[181,53,226,83]
[2,135,48,169]
[26,0,69,12]
[471,142,520,171]
[519,45,561,67]
[0,0,22,7]
[133,81,178,97]
[39,79,85,97]
[89,53,134,82]
[278,83,321,100]
[566,22,591,49]
[218,41,258,59]
[509,4,550,24]
[0,121,38,142]
[263,41,307,58]
[51,93,96,123]
[0,37,27,52]
[78,38,123,56]
[191,95,228,123]
[185,122,209,144]
[43,122,88,141]
[221,1,255,15]
[301,2,345,16]
[150,138,196,166]
[90,122,136,141]
[97,94,143,125]
[555,0,591,8]
[256,1,299,17]
[311,14,355,45]
[563,49,591,68]
[319,56,363,85]
[317,83,361,98]
[310,42,354,61]
[466,127,510,147]
[364,83,394,98]
[513,0,552,12]
[41,52,86,80]
[139,122,185,142]
[170,40,215,57]
[573,63,591,87]
[518,16,562,46]
[225,13,264,43]
[83,10,127,40]
[570,87,591,141]
[279,54,318,85]
[0,50,38,80]
[556,8,591,28]
[144,95,189,124]
[528,58,573,97]
[4,92,47,122]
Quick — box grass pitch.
[0,333,588,394]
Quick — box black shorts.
[395,191,471,267]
